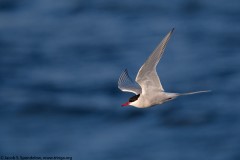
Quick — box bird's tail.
[177,90,211,96]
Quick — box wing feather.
[118,69,142,95]
[135,28,174,93]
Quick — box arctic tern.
[118,28,210,108]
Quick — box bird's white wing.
[136,28,174,93]
[118,69,142,95]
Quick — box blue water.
[0,0,240,159]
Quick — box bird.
[118,28,210,108]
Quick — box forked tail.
[177,90,211,96]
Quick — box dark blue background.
[0,0,239,159]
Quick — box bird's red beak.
[121,102,130,107]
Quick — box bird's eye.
[129,94,140,102]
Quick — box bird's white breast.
[130,91,168,108]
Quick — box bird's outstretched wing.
[118,69,142,95]
[135,28,174,93]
